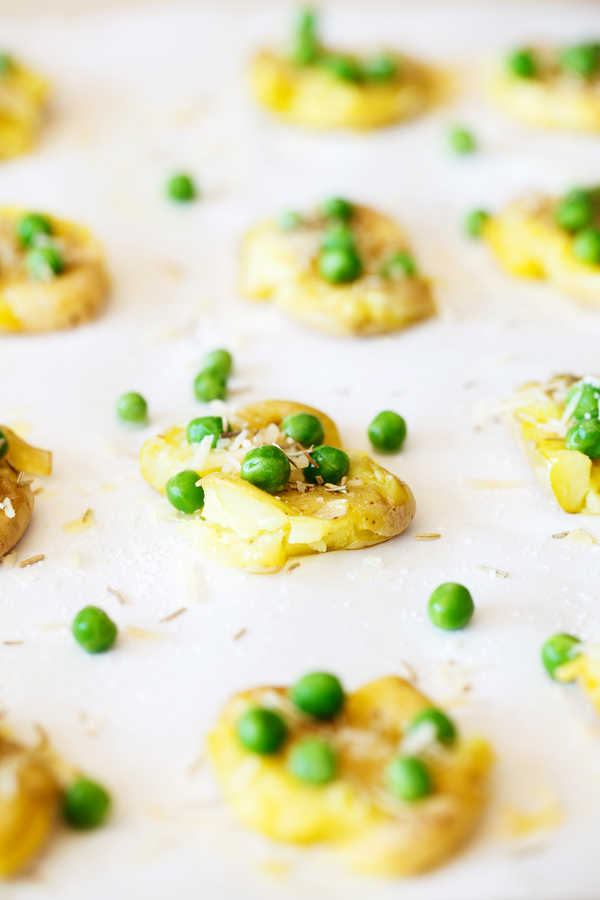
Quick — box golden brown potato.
[208,675,493,875]
[141,400,416,572]
[0,58,48,159]
[0,732,60,878]
[240,204,435,336]
[0,209,109,333]
[0,426,52,557]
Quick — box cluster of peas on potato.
[236,672,456,800]
[287,8,399,86]
[508,41,600,82]
[14,212,65,281]
[278,196,418,286]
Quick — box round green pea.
[62,777,111,829]
[368,410,407,453]
[464,209,489,239]
[507,49,538,79]
[428,583,474,631]
[194,369,227,402]
[386,755,432,802]
[573,227,600,265]
[361,54,398,82]
[381,250,417,279]
[237,707,287,754]
[203,349,232,380]
[26,244,64,280]
[167,173,196,203]
[240,445,291,494]
[116,392,147,425]
[407,708,456,746]
[281,412,325,448]
[72,606,117,654]
[278,210,303,232]
[0,53,14,76]
[304,445,350,485]
[566,381,600,420]
[448,126,476,155]
[565,419,600,459]
[16,212,52,248]
[187,416,223,447]
[320,54,362,82]
[288,737,337,785]
[555,195,594,232]
[318,246,362,284]
[542,633,582,679]
[319,197,354,221]
[320,222,356,251]
[0,427,7,459]
[290,672,345,719]
[560,44,600,78]
[166,470,205,514]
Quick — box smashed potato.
[0,209,109,333]
[240,204,435,336]
[490,45,600,132]
[503,374,600,514]
[0,426,51,557]
[482,193,600,305]
[208,675,492,875]
[0,731,60,878]
[0,56,48,159]
[141,400,415,573]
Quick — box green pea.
[428,583,474,631]
[448,126,476,155]
[116,392,147,426]
[555,195,594,232]
[573,227,600,265]
[288,737,337,785]
[318,246,362,284]
[281,412,325,448]
[278,210,303,232]
[187,416,223,447]
[542,633,582,679]
[289,7,319,66]
[16,213,52,248]
[304,445,350,485]
[194,370,227,402]
[290,672,344,719]
[203,349,232,379]
[240,445,291,494]
[560,44,600,78]
[361,54,398,82]
[26,244,64,280]
[380,250,417,279]
[368,410,407,453]
[237,707,287,754]
[72,606,117,654]
[386,755,432,802]
[507,49,537,79]
[566,381,600,420]
[464,209,489,239]
[319,197,354,221]
[565,419,600,459]
[0,53,14,76]
[0,427,7,459]
[320,54,362,82]
[167,173,196,202]
[320,222,356,251]
[407,708,456,746]
[166,470,205,514]
[62,778,111,829]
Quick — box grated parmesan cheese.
[0,497,15,519]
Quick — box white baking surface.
[3,2,600,898]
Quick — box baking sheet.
[3,2,600,898]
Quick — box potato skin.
[0,734,60,879]
[251,50,435,130]
[208,676,492,876]
[240,205,435,336]
[0,426,52,557]
[0,209,109,333]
